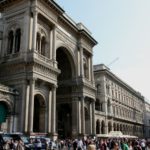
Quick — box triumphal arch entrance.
[0,0,97,138]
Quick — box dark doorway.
[33,95,46,132]
[0,102,8,130]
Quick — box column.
[23,81,30,133]
[89,102,92,134]
[72,97,79,137]
[92,101,96,135]
[104,120,108,134]
[32,10,38,51]
[8,116,13,133]
[52,26,57,67]
[47,89,52,133]
[39,36,41,54]
[24,10,31,51]
[102,101,107,114]
[28,79,35,133]
[88,57,91,81]
[81,96,85,134]
[50,29,53,59]
[111,121,114,131]
[90,55,94,83]
[78,100,81,133]
[110,100,113,115]
[80,47,83,77]
[51,85,57,134]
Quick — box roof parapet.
[94,64,110,71]
[63,13,77,27]
[77,23,91,35]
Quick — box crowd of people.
[0,139,25,150]
[57,138,150,150]
[0,137,150,150]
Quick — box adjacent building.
[143,101,150,138]
[94,64,144,138]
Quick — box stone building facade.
[0,0,146,139]
[143,101,150,138]
[0,0,97,138]
[94,64,144,138]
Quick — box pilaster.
[92,101,96,135]
[28,78,35,133]
[72,97,79,137]
[32,10,38,51]
[80,47,83,77]
[22,81,29,133]
[52,26,57,67]
[47,89,52,133]
[81,96,85,134]
[51,85,57,134]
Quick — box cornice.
[94,69,144,101]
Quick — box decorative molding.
[56,28,76,50]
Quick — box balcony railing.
[33,51,54,67]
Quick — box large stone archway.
[56,46,76,138]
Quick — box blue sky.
[55,0,150,100]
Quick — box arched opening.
[122,125,125,134]
[108,122,112,133]
[14,28,21,53]
[83,58,88,79]
[36,33,41,52]
[117,124,120,131]
[56,47,75,138]
[56,47,72,80]
[95,99,100,111]
[120,124,123,132]
[7,30,14,54]
[101,120,105,134]
[33,94,46,132]
[96,84,101,93]
[0,102,9,130]
[113,123,116,131]
[96,120,100,134]
[107,99,111,114]
[41,36,46,56]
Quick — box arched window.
[15,28,21,53]
[107,99,111,113]
[36,33,40,52]
[7,30,14,54]
[97,84,101,93]
[41,36,46,56]
[96,120,100,134]
[83,58,88,78]
[101,120,105,134]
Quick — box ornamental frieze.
[33,62,59,80]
